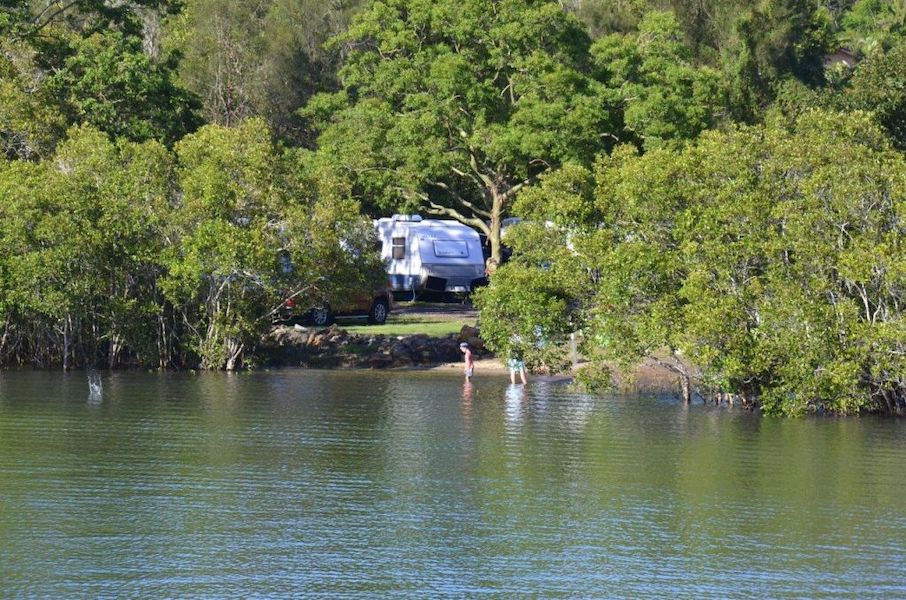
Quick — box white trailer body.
[375,215,486,293]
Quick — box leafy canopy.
[303,0,616,261]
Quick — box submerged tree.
[0,125,174,368]
[483,109,906,415]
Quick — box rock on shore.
[259,324,489,369]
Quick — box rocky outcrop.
[259,324,489,369]
[459,325,485,353]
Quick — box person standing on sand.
[460,342,474,380]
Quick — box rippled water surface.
[1,370,905,598]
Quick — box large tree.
[303,0,616,263]
[590,10,723,149]
[164,118,383,370]
[0,0,197,157]
[170,0,362,145]
[0,125,174,368]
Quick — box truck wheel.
[308,306,333,327]
[368,298,389,324]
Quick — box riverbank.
[259,323,685,393]
[259,323,485,369]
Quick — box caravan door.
[376,216,422,292]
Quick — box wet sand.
[416,356,687,392]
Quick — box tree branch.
[450,165,485,194]
[260,284,316,322]
[425,200,489,235]
[502,175,536,202]
[427,180,492,218]
[30,0,84,36]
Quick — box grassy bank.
[337,315,472,337]
[337,304,476,337]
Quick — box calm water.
[0,370,904,598]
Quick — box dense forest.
[1,0,904,414]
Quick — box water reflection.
[460,379,473,424]
[504,383,524,426]
[0,370,903,598]
[86,370,103,405]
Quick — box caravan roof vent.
[391,214,423,222]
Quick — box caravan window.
[392,237,406,259]
[433,240,469,258]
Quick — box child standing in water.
[508,354,527,385]
[460,342,474,380]
[507,335,528,385]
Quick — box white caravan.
[375,215,486,294]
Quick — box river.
[0,370,904,597]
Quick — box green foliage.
[0,1,198,157]
[728,0,836,119]
[0,125,173,367]
[166,118,383,369]
[840,41,906,149]
[591,11,724,148]
[839,0,906,55]
[0,51,67,158]
[47,30,200,144]
[572,0,648,38]
[474,254,579,373]
[170,0,363,143]
[493,109,906,415]
[2,0,906,421]
[303,0,616,263]
[0,118,382,370]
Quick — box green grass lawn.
[337,311,475,337]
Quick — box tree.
[839,0,906,56]
[170,0,363,145]
[590,10,724,149]
[570,0,647,38]
[727,0,835,119]
[48,29,200,144]
[0,0,197,157]
[487,109,906,415]
[0,125,174,368]
[840,41,906,149]
[164,118,383,370]
[474,164,596,375]
[303,0,616,264]
[0,39,67,159]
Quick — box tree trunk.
[108,333,122,369]
[489,195,503,265]
[157,312,169,368]
[225,339,243,371]
[62,315,71,371]
[680,372,691,405]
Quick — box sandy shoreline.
[398,356,685,393]
[263,324,686,394]
[422,357,510,373]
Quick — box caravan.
[375,215,486,295]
